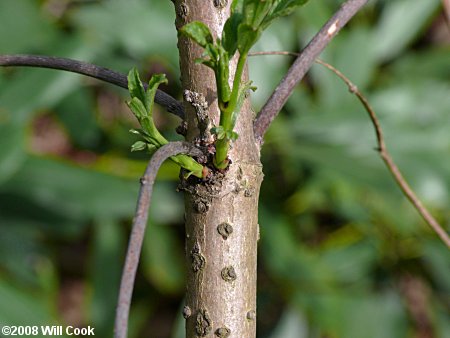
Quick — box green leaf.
[196,43,220,70]
[237,23,261,54]
[243,0,272,29]
[127,67,146,106]
[231,0,245,13]
[142,223,185,294]
[130,140,147,152]
[179,21,214,48]
[222,14,241,56]
[211,126,226,140]
[127,97,148,121]
[170,154,204,178]
[227,130,239,141]
[217,46,231,102]
[373,0,440,62]
[264,0,309,29]
[145,73,168,115]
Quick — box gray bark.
[174,1,263,337]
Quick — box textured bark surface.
[174,1,262,337]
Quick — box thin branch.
[253,0,370,142]
[249,51,299,57]
[250,50,450,248]
[315,59,450,249]
[0,54,185,119]
[442,0,450,26]
[114,142,203,338]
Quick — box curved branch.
[315,59,450,249]
[253,0,370,142]
[114,142,203,338]
[250,50,450,247]
[0,54,185,119]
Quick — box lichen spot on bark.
[221,266,237,282]
[213,0,228,9]
[196,309,212,337]
[246,310,256,321]
[190,241,206,272]
[215,327,231,337]
[217,222,233,240]
[183,305,192,319]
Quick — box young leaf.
[211,126,226,140]
[131,140,147,152]
[222,14,241,56]
[243,0,272,29]
[170,154,204,179]
[237,24,261,54]
[127,68,147,107]
[145,74,168,116]
[179,21,214,48]
[263,0,309,29]
[127,97,148,122]
[226,130,239,141]
[231,0,245,13]
[217,47,231,102]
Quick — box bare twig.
[114,142,203,338]
[0,54,185,119]
[253,0,370,142]
[442,0,450,25]
[316,59,450,248]
[249,51,299,57]
[250,50,450,247]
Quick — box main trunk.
[174,1,262,337]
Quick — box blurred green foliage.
[0,0,449,337]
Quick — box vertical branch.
[175,1,263,337]
[114,142,202,338]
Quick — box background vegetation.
[0,0,448,337]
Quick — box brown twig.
[316,59,450,248]
[442,0,450,26]
[114,142,203,338]
[250,51,450,248]
[253,0,370,142]
[0,54,185,119]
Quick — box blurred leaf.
[260,211,336,288]
[171,302,187,338]
[389,48,450,81]
[0,39,99,124]
[0,124,25,184]
[55,88,101,149]
[321,237,377,285]
[372,0,440,62]
[71,0,179,71]
[1,155,139,220]
[89,218,124,337]
[142,223,185,295]
[0,279,61,329]
[268,306,308,338]
[295,290,407,338]
[422,239,450,292]
[0,218,43,285]
[0,0,57,53]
